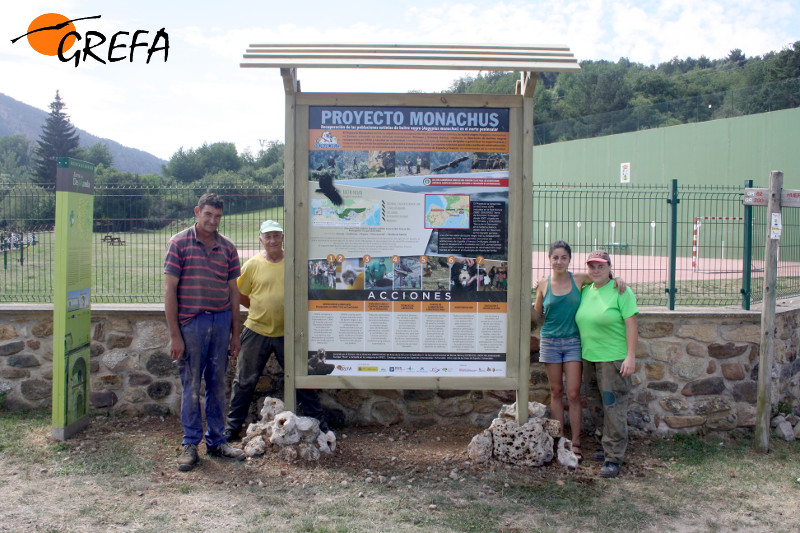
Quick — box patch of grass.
[2,412,799,533]
[656,432,720,465]
[502,480,650,533]
[439,501,499,532]
[0,409,50,456]
[3,205,287,304]
[50,434,155,477]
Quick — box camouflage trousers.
[583,360,632,464]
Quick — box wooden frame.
[242,44,579,423]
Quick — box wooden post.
[515,72,537,424]
[754,170,782,453]
[281,67,298,413]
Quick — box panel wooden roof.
[240,43,580,72]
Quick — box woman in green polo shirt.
[575,249,639,479]
[533,242,628,463]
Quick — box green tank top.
[540,273,581,338]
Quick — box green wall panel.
[533,108,800,188]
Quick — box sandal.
[572,444,584,463]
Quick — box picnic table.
[102,234,126,245]
[1,233,37,251]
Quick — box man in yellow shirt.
[224,220,329,440]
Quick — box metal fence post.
[741,179,753,310]
[666,179,679,310]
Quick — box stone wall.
[1,303,798,435]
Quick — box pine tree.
[33,91,81,185]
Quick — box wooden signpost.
[241,45,581,424]
[745,171,797,452]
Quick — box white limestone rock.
[467,429,493,465]
[542,419,562,439]
[490,418,554,467]
[247,397,335,461]
[775,421,796,441]
[296,415,321,442]
[277,445,298,463]
[244,435,267,457]
[260,397,286,422]
[556,437,579,470]
[246,421,270,437]
[771,414,786,428]
[498,401,548,421]
[317,430,337,455]
[298,441,321,461]
[269,411,301,446]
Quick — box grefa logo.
[11,13,168,66]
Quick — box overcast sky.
[2,0,797,161]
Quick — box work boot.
[599,461,621,478]
[590,449,605,462]
[207,442,245,461]
[177,444,198,471]
[224,428,242,443]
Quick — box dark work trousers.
[225,326,327,434]
[583,359,631,464]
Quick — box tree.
[74,142,114,168]
[727,49,746,67]
[93,167,162,231]
[163,142,241,183]
[0,135,34,185]
[32,91,81,185]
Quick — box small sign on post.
[746,172,798,453]
[744,187,800,207]
[52,158,95,441]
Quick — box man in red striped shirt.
[164,193,244,471]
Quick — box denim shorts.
[539,336,582,364]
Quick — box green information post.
[52,158,95,440]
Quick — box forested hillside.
[0,93,166,175]
[3,43,799,232]
[446,43,800,143]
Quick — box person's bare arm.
[573,272,590,288]
[575,271,627,294]
[531,276,546,327]
[164,274,184,362]
[613,277,627,294]
[620,315,638,377]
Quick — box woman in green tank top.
[533,241,626,462]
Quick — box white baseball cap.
[259,220,283,234]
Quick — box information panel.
[52,158,94,440]
[306,106,510,377]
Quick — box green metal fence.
[532,180,800,307]
[2,181,798,306]
[1,183,284,303]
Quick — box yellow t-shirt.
[237,254,284,337]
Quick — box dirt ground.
[1,415,798,532]
[60,416,620,487]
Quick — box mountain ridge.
[0,92,166,175]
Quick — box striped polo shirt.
[164,224,241,324]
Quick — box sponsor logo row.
[333,365,502,373]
